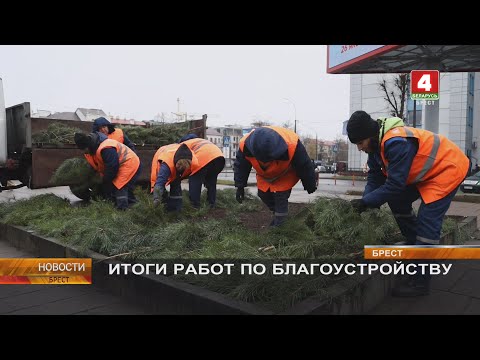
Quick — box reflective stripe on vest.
[182,138,224,175]
[381,126,469,204]
[262,165,292,183]
[412,133,440,184]
[96,139,140,189]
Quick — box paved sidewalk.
[0,241,152,315]
[368,245,480,315]
[369,203,480,315]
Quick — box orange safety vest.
[84,129,126,170]
[108,128,125,144]
[150,143,182,192]
[84,153,100,173]
[381,126,469,204]
[182,138,224,175]
[239,126,300,192]
[91,139,140,189]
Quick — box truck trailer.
[0,77,207,192]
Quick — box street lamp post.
[283,98,297,133]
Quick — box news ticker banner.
[0,258,92,285]
[365,245,480,260]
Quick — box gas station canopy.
[327,45,480,74]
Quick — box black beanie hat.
[173,144,193,164]
[74,132,91,149]
[346,111,379,144]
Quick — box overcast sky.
[0,45,350,140]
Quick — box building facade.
[206,128,223,149]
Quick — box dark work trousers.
[188,157,225,208]
[128,161,142,204]
[166,178,183,212]
[114,163,142,210]
[257,188,292,226]
[387,185,421,245]
[388,185,459,245]
[388,184,460,286]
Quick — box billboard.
[327,45,401,74]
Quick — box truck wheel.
[69,185,92,201]
[22,166,32,189]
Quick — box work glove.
[306,186,317,194]
[350,198,367,213]
[153,185,164,208]
[236,187,245,203]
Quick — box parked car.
[324,165,336,173]
[316,165,327,173]
[460,171,480,193]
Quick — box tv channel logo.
[410,70,439,100]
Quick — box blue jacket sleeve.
[101,147,120,184]
[234,148,252,188]
[123,133,136,151]
[362,137,418,208]
[154,162,171,189]
[363,153,386,196]
[291,140,316,192]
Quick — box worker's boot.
[270,213,288,227]
[391,273,430,297]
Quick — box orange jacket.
[150,143,182,192]
[85,153,100,173]
[182,138,224,175]
[381,126,469,204]
[108,128,124,143]
[85,130,126,169]
[239,126,300,192]
[89,139,140,189]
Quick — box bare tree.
[298,135,314,159]
[251,120,272,128]
[379,74,409,119]
[334,137,348,162]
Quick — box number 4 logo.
[417,74,432,91]
[410,70,439,100]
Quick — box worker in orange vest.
[150,143,184,211]
[74,132,141,210]
[346,110,469,297]
[92,117,136,151]
[177,133,199,143]
[234,126,317,226]
[151,138,225,210]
